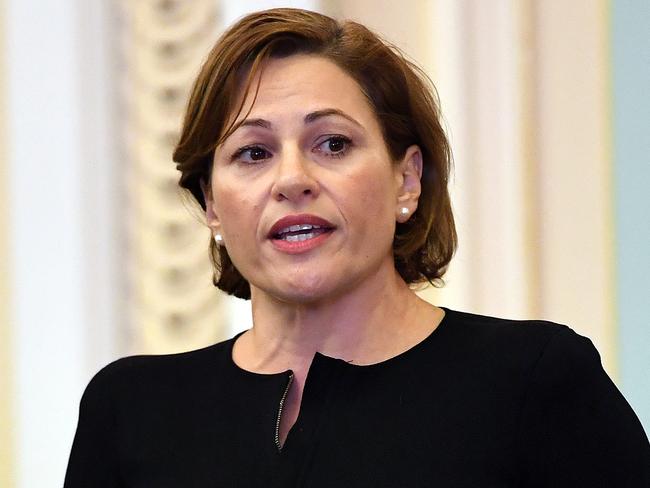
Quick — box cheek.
[212,184,260,241]
[339,162,398,261]
[347,165,396,221]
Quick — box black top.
[64,308,650,487]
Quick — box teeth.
[280,224,321,234]
[285,233,316,242]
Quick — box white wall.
[6,1,120,486]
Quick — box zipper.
[274,372,294,452]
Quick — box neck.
[234,259,440,374]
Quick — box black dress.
[64,308,650,487]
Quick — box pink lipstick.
[268,214,335,254]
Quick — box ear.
[200,178,221,234]
[394,145,423,222]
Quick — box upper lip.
[268,214,336,238]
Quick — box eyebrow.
[304,108,362,128]
[237,118,272,130]
[234,108,363,133]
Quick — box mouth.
[272,223,333,241]
[268,214,336,252]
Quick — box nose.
[270,147,320,203]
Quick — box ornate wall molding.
[120,0,227,354]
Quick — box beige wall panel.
[331,0,432,65]
[0,1,15,484]
[462,0,533,318]
[423,0,473,309]
[413,0,536,319]
[533,0,615,372]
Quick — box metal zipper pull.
[274,372,294,451]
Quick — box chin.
[265,273,348,305]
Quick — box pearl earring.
[214,234,223,244]
[400,207,409,216]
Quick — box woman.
[65,8,650,487]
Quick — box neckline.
[227,307,453,377]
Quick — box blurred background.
[0,0,648,486]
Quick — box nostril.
[271,176,319,202]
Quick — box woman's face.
[205,54,422,304]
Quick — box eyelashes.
[231,145,272,163]
[230,135,353,164]
[313,135,352,159]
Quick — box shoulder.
[434,308,616,408]
[441,308,590,370]
[81,336,237,402]
[468,310,650,485]
[444,307,572,341]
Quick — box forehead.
[231,54,377,125]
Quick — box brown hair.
[173,8,456,299]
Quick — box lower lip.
[269,230,334,254]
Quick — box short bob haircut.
[173,8,457,300]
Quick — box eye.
[314,135,352,158]
[232,145,272,164]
